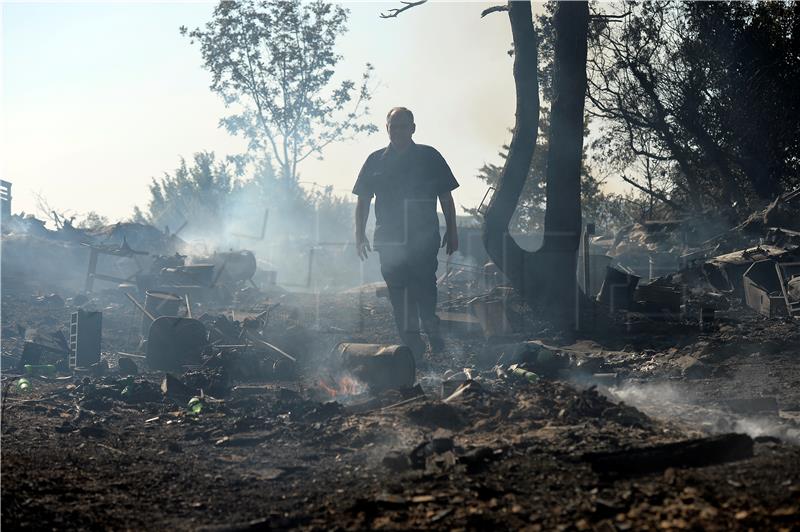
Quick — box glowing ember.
[318,373,367,397]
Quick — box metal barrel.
[141,290,182,336]
[160,264,215,287]
[214,251,257,282]
[334,343,416,391]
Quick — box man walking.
[353,107,459,361]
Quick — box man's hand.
[441,228,458,255]
[354,195,372,261]
[356,234,371,260]
[438,191,459,256]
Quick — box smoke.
[1,234,91,294]
[606,381,800,444]
[611,381,686,406]
[154,175,384,293]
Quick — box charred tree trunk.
[540,0,589,314]
[481,0,539,302]
[482,1,589,328]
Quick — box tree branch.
[590,12,631,21]
[296,74,374,163]
[620,173,685,212]
[237,11,284,168]
[380,1,427,19]
[481,5,508,18]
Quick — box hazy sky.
[2,1,558,221]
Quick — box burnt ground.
[2,278,800,530]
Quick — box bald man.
[353,107,459,362]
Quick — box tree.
[140,151,356,246]
[686,1,800,201]
[76,211,109,231]
[145,151,238,236]
[182,0,377,181]
[468,133,547,234]
[481,0,590,328]
[382,0,590,328]
[587,1,800,217]
[471,110,628,236]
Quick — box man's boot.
[401,332,428,367]
[422,316,445,353]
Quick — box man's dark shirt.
[353,142,459,246]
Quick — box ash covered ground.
[2,278,800,530]
[2,228,800,531]
[5,0,800,529]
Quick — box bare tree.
[482,1,589,327]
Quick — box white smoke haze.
[606,381,800,444]
[218,198,379,291]
[611,381,686,406]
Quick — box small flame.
[318,374,367,397]
[318,379,338,397]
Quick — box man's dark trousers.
[378,233,440,353]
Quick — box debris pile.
[3,197,800,529]
[593,194,800,322]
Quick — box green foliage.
[140,151,354,244]
[470,137,630,235]
[75,211,109,231]
[587,0,800,217]
[470,3,635,237]
[146,151,238,235]
[466,131,547,234]
[181,0,378,180]
[685,1,800,200]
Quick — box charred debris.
[2,187,800,529]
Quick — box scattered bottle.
[188,396,203,414]
[17,377,31,392]
[509,364,540,383]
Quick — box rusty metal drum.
[334,343,416,391]
[213,251,257,283]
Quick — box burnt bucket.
[141,290,182,336]
[334,343,416,392]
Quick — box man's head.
[386,107,415,150]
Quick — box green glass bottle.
[188,396,203,414]
[509,364,540,382]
